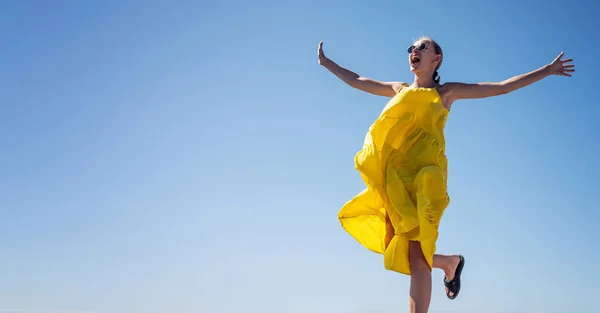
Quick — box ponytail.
[432,70,440,84]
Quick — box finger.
[554,51,564,62]
[561,58,573,63]
[564,69,575,72]
[558,72,572,77]
[564,64,575,68]
[319,41,323,50]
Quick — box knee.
[409,241,431,273]
[416,166,443,186]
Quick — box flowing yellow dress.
[338,86,450,275]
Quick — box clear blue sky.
[1,1,599,313]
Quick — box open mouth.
[410,55,421,65]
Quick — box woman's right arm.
[318,42,404,98]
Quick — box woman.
[318,37,574,313]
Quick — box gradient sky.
[2,1,599,313]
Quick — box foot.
[443,255,465,300]
[443,255,461,281]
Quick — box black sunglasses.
[407,42,427,53]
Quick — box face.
[407,40,441,74]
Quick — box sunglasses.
[407,42,428,53]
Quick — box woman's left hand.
[547,52,575,77]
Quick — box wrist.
[541,64,552,76]
[321,57,333,68]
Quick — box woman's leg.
[432,254,461,279]
[432,254,463,298]
[408,241,432,313]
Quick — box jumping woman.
[317,37,574,313]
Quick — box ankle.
[444,255,460,278]
[443,266,453,279]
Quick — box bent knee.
[416,166,444,185]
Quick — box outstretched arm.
[446,52,575,101]
[317,42,405,97]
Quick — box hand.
[317,41,329,66]
[547,52,575,77]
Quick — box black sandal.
[444,255,465,300]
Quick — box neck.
[411,74,437,88]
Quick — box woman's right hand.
[317,41,329,66]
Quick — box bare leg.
[432,254,461,297]
[408,241,432,313]
[433,254,461,279]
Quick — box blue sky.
[1,0,599,313]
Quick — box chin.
[409,65,422,74]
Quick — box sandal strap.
[444,278,457,288]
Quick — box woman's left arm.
[445,52,575,101]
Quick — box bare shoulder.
[437,82,467,96]
[390,82,410,94]
[436,82,462,110]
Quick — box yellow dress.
[338,86,450,275]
